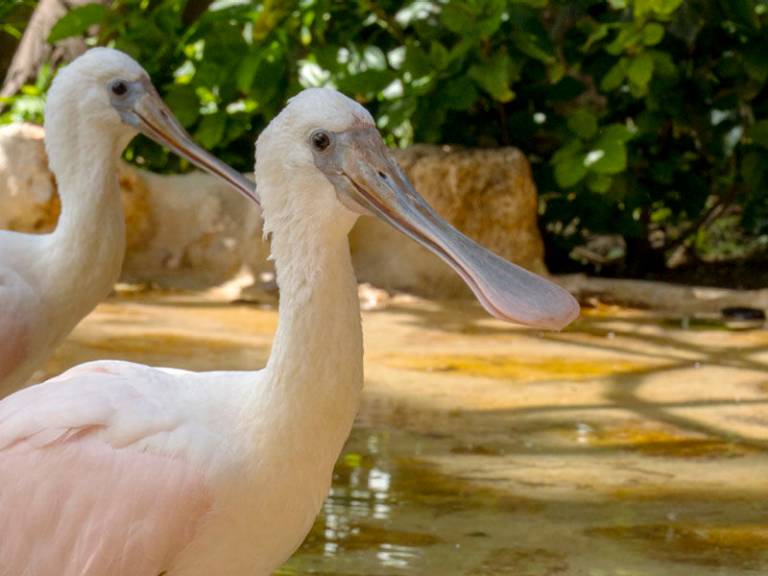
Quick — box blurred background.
[2,0,768,283]
[2,1,768,575]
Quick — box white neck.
[37,117,127,333]
[247,196,364,475]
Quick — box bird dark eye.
[310,130,332,152]
[110,80,128,97]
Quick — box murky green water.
[45,292,768,575]
[278,423,768,576]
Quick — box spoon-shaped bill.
[317,127,580,330]
[116,77,259,205]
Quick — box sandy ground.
[42,291,768,575]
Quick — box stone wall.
[0,122,548,296]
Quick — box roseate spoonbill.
[0,48,256,397]
[0,88,579,575]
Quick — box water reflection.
[281,420,768,575]
[293,429,435,573]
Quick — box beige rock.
[121,170,261,288]
[0,123,548,297]
[0,123,58,232]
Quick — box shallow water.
[45,291,768,575]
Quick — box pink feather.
[0,363,213,576]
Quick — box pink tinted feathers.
[0,363,213,576]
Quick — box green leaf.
[236,53,263,93]
[586,124,634,175]
[429,41,450,70]
[404,41,432,78]
[601,58,627,91]
[600,123,635,144]
[512,29,555,63]
[634,0,684,18]
[749,120,768,149]
[48,4,106,43]
[554,153,588,187]
[583,23,612,50]
[649,50,677,78]
[627,52,654,91]
[508,5,555,63]
[587,140,627,175]
[441,0,505,38]
[642,23,665,46]
[606,23,644,55]
[468,52,516,102]
[548,61,566,83]
[337,69,395,96]
[552,141,587,187]
[164,85,199,128]
[568,110,598,139]
[440,2,472,34]
[194,113,227,149]
[587,174,613,193]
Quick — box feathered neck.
[246,173,364,471]
[37,107,128,333]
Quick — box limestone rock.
[0,123,58,232]
[121,170,261,288]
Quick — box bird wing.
[0,360,218,576]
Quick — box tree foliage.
[2,0,768,272]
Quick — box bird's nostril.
[378,171,387,180]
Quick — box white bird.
[0,48,256,397]
[0,88,579,575]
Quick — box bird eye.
[110,80,129,97]
[310,130,332,152]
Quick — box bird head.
[44,47,256,203]
[255,88,579,330]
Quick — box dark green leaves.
[441,0,506,38]
[589,124,634,174]
[194,113,226,149]
[553,142,588,188]
[48,4,106,43]
[468,51,517,102]
[627,52,654,93]
[553,122,634,188]
[9,0,766,267]
[634,0,684,18]
[749,120,768,149]
[568,111,598,139]
[508,4,555,63]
